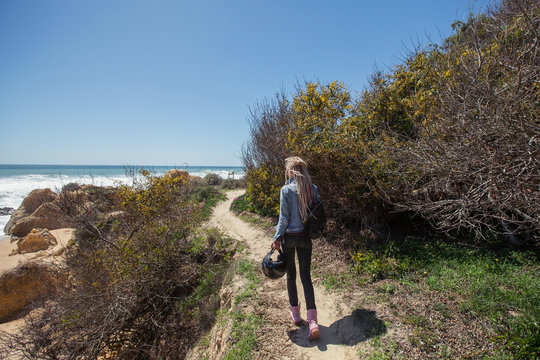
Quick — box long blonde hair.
[285,156,314,222]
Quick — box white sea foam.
[0,217,10,236]
[0,167,244,236]
[0,173,132,235]
[188,169,243,180]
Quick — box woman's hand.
[272,240,281,251]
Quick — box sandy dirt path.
[209,190,364,360]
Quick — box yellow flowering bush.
[245,164,282,217]
[241,1,539,244]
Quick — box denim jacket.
[273,179,320,242]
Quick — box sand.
[0,229,74,275]
[0,236,24,274]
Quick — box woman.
[272,156,320,341]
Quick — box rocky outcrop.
[164,169,189,180]
[0,264,61,323]
[9,202,70,238]
[1,228,75,275]
[20,188,57,214]
[4,189,59,236]
[165,169,204,185]
[15,228,57,254]
[0,207,14,216]
[0,228,74,322]
[4,185,124,239]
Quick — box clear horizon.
[1,0,495,166]
[0,163,244,167]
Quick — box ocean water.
[0,164,244,236]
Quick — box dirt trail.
[208,190,367,360]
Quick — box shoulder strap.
[309,183,315,205]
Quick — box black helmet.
[261,249,286,279]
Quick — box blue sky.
[0,0,494,166]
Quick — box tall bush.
[382,0,540,241]
[241,0,539,243]
[242,92,293,215]
[288,81,388,228]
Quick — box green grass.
[361,336,403,360]
[234,259,260,305]
[391,236,540,359]
[375,283,398,295]
[433,302,451,319]
[222,311,262,360]
[321,272,355,291]
[221,257,263,360]
[351,242,408,283]
[238,213,260,225]
[190,185,226,219]
[237,213,275,232]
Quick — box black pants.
[283,233,316,310]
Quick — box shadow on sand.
[288,308,386,351]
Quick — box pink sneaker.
[289,304,302,326]
[307,309,320,340]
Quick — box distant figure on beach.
[271,156,320,341]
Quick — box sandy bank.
[0,229,74,275]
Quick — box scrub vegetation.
[242,0,539,243]
[1,0,537,359]
[0,171,245,359]
[239,0,539,358]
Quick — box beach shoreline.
[0,165,244,236]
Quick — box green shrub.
[223,311,262,360]
[244,164,282,217]
[191,185,222,203]
[205,173,222,186]
[351,243,405,282]
[220,178,246,189]
[241,1,540,242]
[189,185,226,220]
[61,182,81,193]
[230,194,255,214]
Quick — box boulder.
[0,228,74,322]
[19,188,57,214]
[1,228,75,275]
[0,264,60,323]
[10,202,70,238]
[0,207,14,216]
[16,228,57,254]
[4,189,57,235]
[164,169,189,180]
